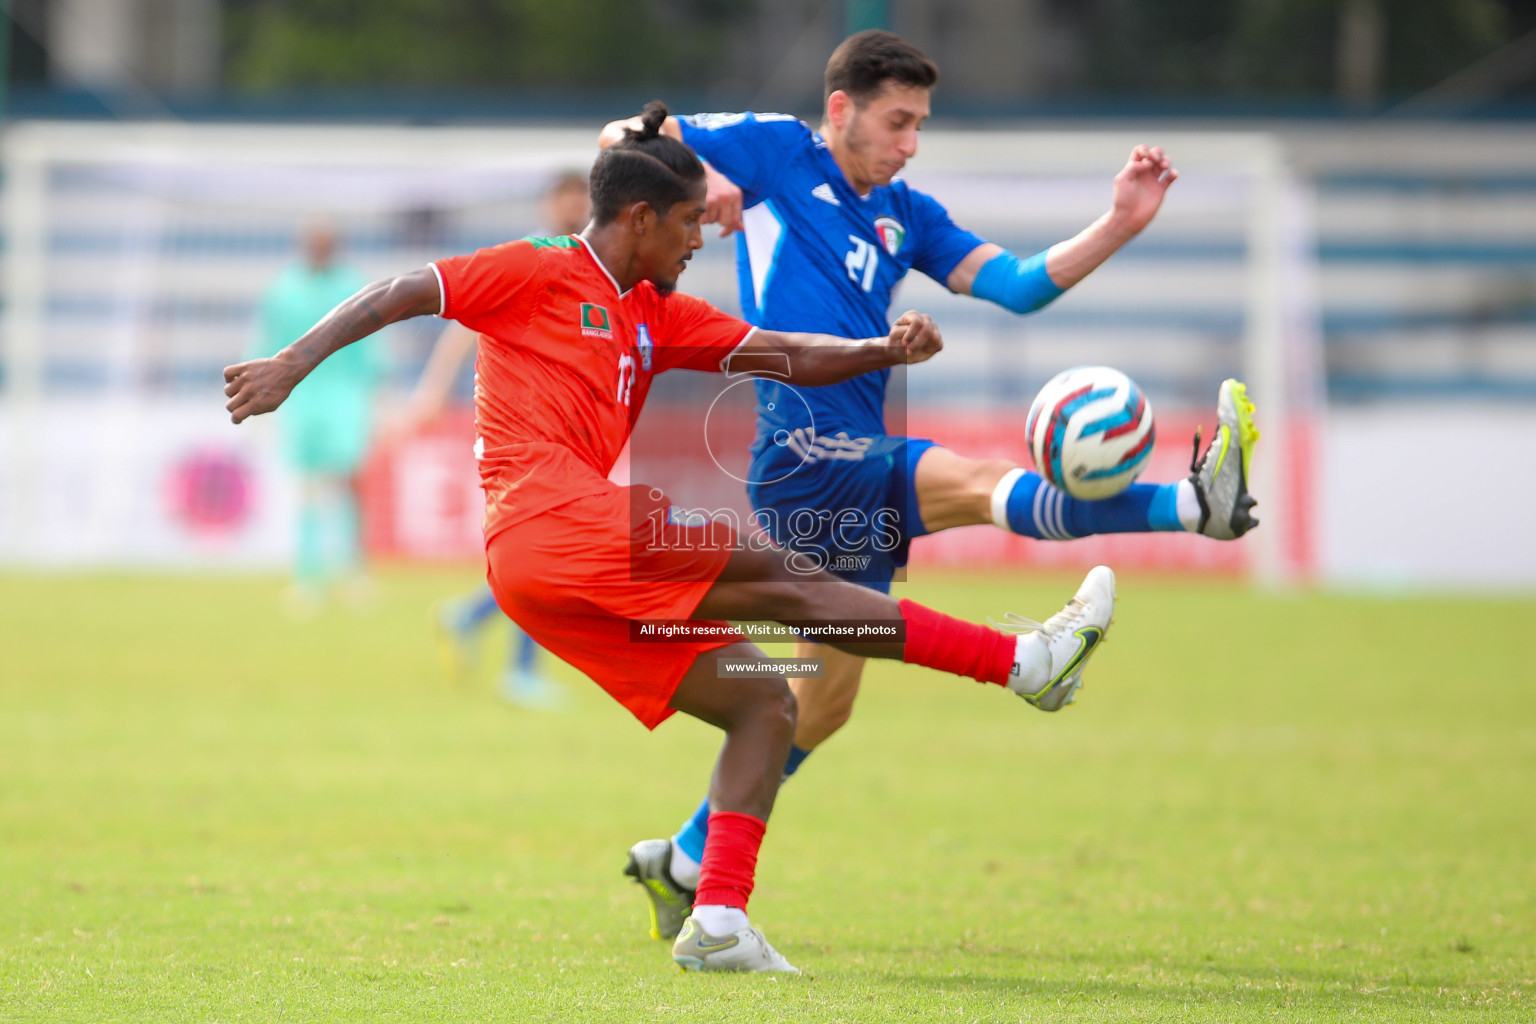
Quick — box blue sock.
[999,469,1184,539]
[673,744,812,869]
[457,584,502,631]
[514,630,539,673]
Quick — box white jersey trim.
[430,262,447,316]
[574,234,630,297]
[742,201,785,318]
[718,326,759,373]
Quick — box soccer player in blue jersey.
[600,30,1260,942]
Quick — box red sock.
[898,598,1014,685]
[694,811,766,911]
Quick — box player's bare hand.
[703,163,744,237]
[1110,144,1178,236]
[223,357,302,424]
[890,310,942,364]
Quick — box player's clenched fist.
[890,310,942,364]
[223,356,302,423]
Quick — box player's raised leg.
[897,380,1259,540]
[914,378,1260,541]
[693,547,1116,720]
[916,445,1195,537]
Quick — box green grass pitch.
[2,567,1533,1021]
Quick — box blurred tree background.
[6,0,1536,111]
[223,0,757,92]
[1072,0,1508,96]
[218,0,1535,104]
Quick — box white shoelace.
[988,611,1044,634]
[991,596,1091,636]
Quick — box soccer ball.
[1025,366,1155,500]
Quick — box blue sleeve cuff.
[970,248,1063,314]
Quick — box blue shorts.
[746,434,937,594]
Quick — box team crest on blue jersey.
[636,323,654,371]
[874,217,905,256]
[685,111,750,130]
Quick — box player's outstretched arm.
[728,310,942,387]
[948,144,1178,308]
[224,268,440,424]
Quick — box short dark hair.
[824,30,938,105]
[589,102,705,225]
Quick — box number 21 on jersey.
[845,235,878,292]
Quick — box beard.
[842,128,884,189]
[844,116,882,181]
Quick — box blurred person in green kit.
[255,222,389,615]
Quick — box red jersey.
[433,236,753,539]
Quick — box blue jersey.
[678,112,984,451]
[678,112,985,587]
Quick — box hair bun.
[639,100,670,139]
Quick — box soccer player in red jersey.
[224,104,1115,974]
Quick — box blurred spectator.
[407,172,590,708]
[254,222,389,616]
[539,170,591,242]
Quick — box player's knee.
[768,677,798,738]
[723,672,797,732]
[801,683,854,739]
[821,688,856,733]
[743,674,797,741]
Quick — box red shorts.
[485,481,742,729]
